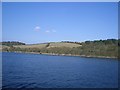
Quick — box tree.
[46,43,50,47]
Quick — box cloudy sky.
[2,2,118,44]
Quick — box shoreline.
[1,51,118,59]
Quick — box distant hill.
[1,39,119,59]
[12,42,81,49]
[0,41,25,46]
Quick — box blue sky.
[3,2,118,44]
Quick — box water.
[2,52,118,88]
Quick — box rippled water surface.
[2,52,118,88]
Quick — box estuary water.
[2,52,118,88]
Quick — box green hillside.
[13,42,81,49]
[1,39,119,59]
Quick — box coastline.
[1,51,118,59]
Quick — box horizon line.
[2,38,119,44]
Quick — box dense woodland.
[1,39,120,58]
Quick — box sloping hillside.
[1,39,119,58]
[14,42,81,49]
[14,43,47,49]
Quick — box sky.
[2,2,118,44]
[0,2,1,42]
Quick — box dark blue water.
[2,52,118,88]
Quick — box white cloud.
[45,29,56,33]
[34,26,40,31]
[45,30,50,33]
[52,30,56,32]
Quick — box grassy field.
[14,43,47,49]
[0,45,10,51]
[48,42,81,48]
[14,42,81,49]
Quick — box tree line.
[1,41,26,46]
